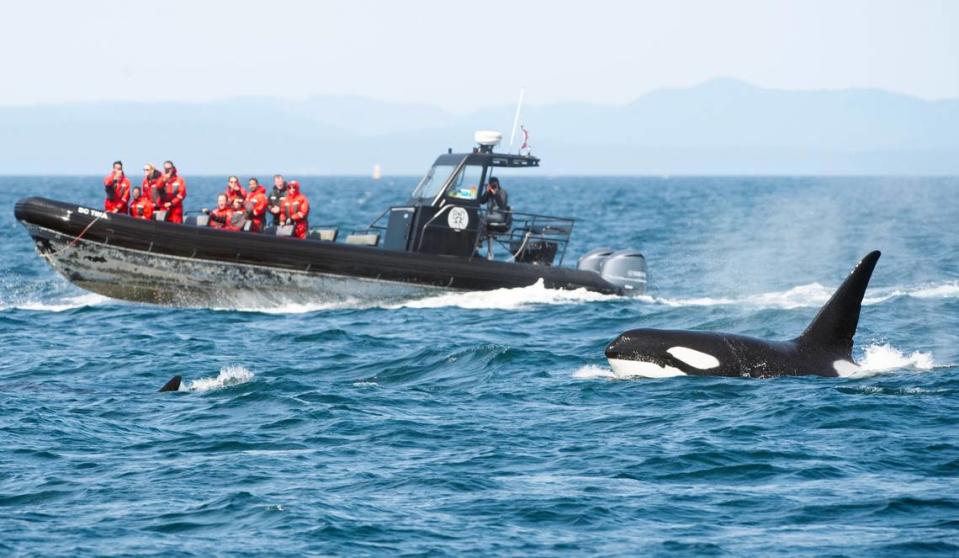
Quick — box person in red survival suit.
[243,178,268,232]
[279,179,310,239]
[224,175,247,206]
[156,160,187,223]
[128,186,154,220]
[203,194,233,229]
[141,163,163,201]
[103,160,131,214]
[227,197,248,231]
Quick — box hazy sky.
[1,0,956,111]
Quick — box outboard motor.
[599,250,647,294]
[577,247,614,274]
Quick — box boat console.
[367,132,573,265]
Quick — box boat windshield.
[446,164,484,201]
[410,162,460,200]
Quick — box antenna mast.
[508,88,525,153]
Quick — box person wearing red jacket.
[128,186,155,220]
[224,176,247,206]
[243,178,268,232]
[141,163,163,201]
[103,161,131,214]
[203,194,233,230]
[155,160,187,223]
[279,179,310,239]
[227,197,248,231]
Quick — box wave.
[571,364,617,380]
[5,278,955,314]
[640,281,959,310]
[572,343,939,381]
[841,343,938,379]
[223,300,364,315]
[0,292,110,313]
[185,365,255,392]
[389,279,620,310]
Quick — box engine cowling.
[600,250,647,294]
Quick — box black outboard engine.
[578,248,647,294]
[600,250,647,294]
[577,247,614,274]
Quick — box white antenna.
[508,88,525,152]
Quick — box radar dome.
[474,130,502,147]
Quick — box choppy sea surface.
[1,175,958,556]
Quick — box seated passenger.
[103,160,131,214]
[224,175,246,206]
[128,186,155,220]
[228,197,248,231]
[203,194,233,229]
[278,179,309,239]
[478,176,511,232]
[268,174,287,227]
[141,163,163,201]
[243,178,268,232]
[155,160,187,223]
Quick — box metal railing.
[478,209,575,265]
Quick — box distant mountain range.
[2,78,956,175]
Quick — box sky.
[1,0,956,111]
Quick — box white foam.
[571,364,617,380]
[848,343,937,377]
[640,281,959,309]
[225,300,364,314]
[9,293,109,312]
[391,279,619,310]
[186,364,255,392]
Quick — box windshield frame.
[409,155,467,203]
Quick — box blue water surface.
[1,175,958,556]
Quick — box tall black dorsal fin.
[795,251,881,358]
[159,375,182,392]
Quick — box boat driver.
[478,176,511,228]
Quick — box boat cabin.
[368,131,574,265]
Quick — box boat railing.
[481,209,575,265]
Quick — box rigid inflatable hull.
[14,197,622,306]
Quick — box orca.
[158,375,182,392]
[605,251,881,378]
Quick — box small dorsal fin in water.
[158,375,182,392]
[795,251,881,359]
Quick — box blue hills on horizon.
[1,78,956,175]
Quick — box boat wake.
[388,279,620,310]
[182,364,255,392]
[0,292,110,313]
[572,343,939,381]
[640,281,959,309]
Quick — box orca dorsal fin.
[795,251,881,358]
[159,375,182,392]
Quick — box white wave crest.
[226,300,363,315]
[392,279,620,310]
[186,364,255,392]
[4,293,110,312]
[845,343,938,378]
[640,280,959,309]
[572,364,617,379]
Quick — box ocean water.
[1,175,958,556]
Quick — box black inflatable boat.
[15,134,647,307]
